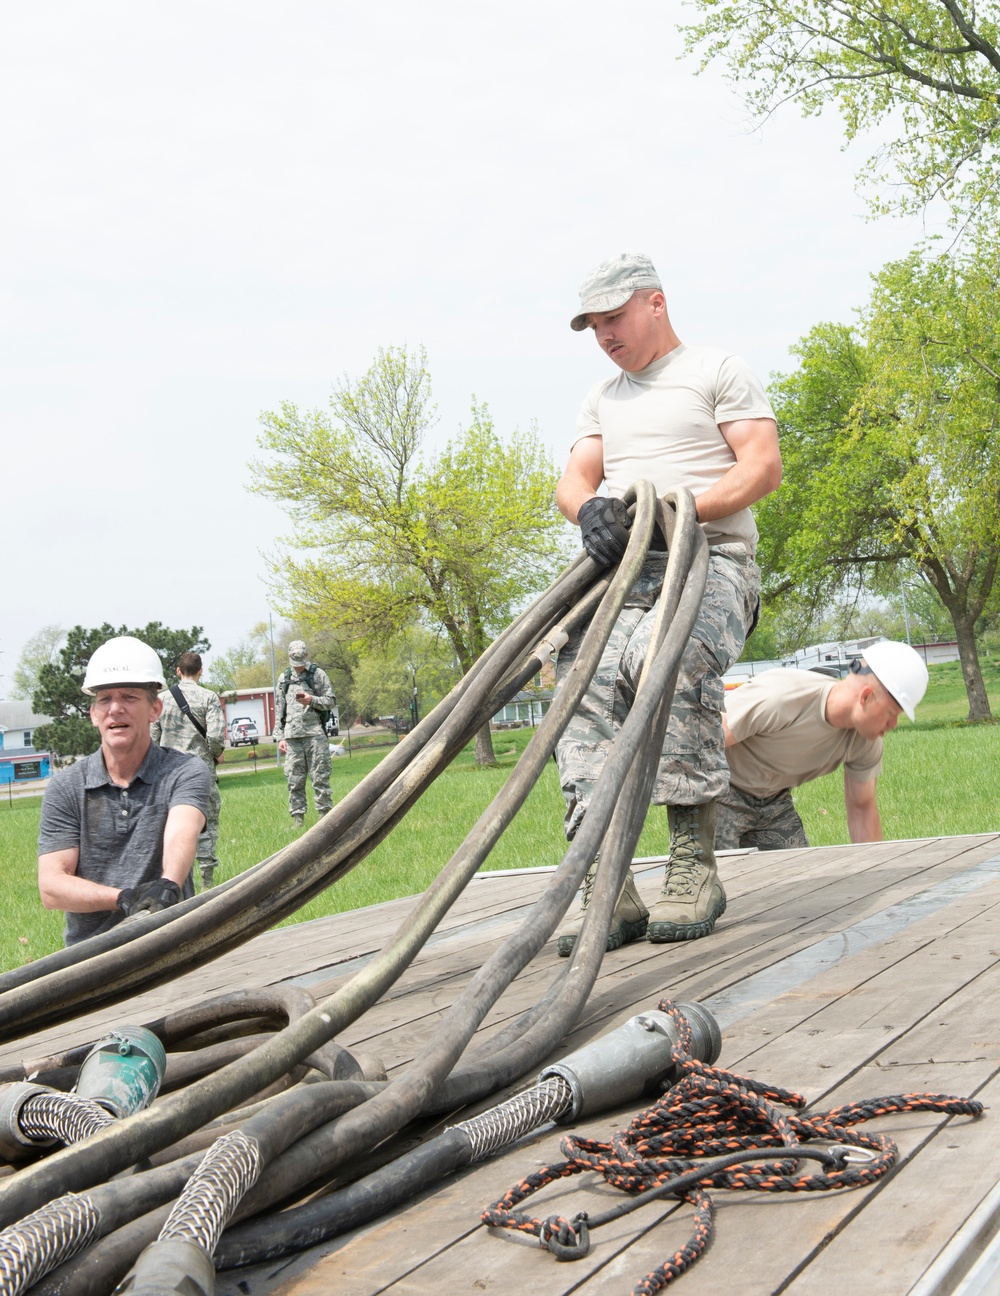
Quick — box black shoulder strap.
[170,684,208,738]
[276,668,291,721]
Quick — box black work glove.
[116,887,141,915]
[577,496,632,567]
[131,878,183,914]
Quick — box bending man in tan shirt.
[718,641,929,850]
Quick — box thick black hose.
[28,1079,382,1296]
[219,1128,475,1267]
[425,490,704,1112]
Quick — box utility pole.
[900,579,912,645]
[268,613,280,766]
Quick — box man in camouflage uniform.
[555,253,782,954]
[150,651,226,889]
[275,640,335,829]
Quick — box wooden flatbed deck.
[4,832,1000,1295]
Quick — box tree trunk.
[920,550,995,723]
[474,723,497,767]
[951,610,993,721]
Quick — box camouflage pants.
[555,545,760,839]
[715,784,809,850]
[284,735,333,816]
[196,778,221,869]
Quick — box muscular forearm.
[556,436,605,523]
[845,787,882,843]
[555,474,598,524]
[694,458,782,522]
[40,872,121,914]
[846,803,882,843]
[160,805,204,887]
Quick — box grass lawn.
[2,659,998,973]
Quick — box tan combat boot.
[557,858,649,957]
[646,802,726,942]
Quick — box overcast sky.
[1,1,934,690]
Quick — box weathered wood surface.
[3,833,999,1295]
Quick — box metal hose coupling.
[113,1238,215,1296]
[73,1025,167,1118]
[537,1001,721,1121]
[0,1083,59,1161]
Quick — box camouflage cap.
[288,640,309,664]
[570,253,662,331]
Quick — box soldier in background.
[275,639,335,829]
[151,651,226,888]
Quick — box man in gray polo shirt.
[38,635,211,946]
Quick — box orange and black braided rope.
[482,999,984,1294]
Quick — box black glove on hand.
[132,878,183,914]
[577,496,632,566]
[116,887,141,915]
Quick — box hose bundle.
[0,484,719,1296]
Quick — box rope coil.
[483,1000,984,1294]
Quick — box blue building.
[0,701,52,783]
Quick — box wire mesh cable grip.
[17,1093,114,1146]
[452,1076,575,1162]
[158,1129,264,1254]
[0,1192,101,1296]
[482,999,985,1295]
[114,1131,264,1296]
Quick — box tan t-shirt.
[724,669,883,798]
[573,343,775,554]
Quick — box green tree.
[33,622,210,758]
[251,345,572,765]
[681,0,1000,218]
[759,239,1000,719]
[204,623,275,694]
[10,625,65,702]
[351,626,460,726]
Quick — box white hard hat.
[859,640,928,722]
[82,636,166,695]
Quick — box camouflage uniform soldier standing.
[151,651,226,889]
[275,640,335,829]
[555,253,782,955]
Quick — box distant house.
[492,662,555,728]
[0,700,53,783]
